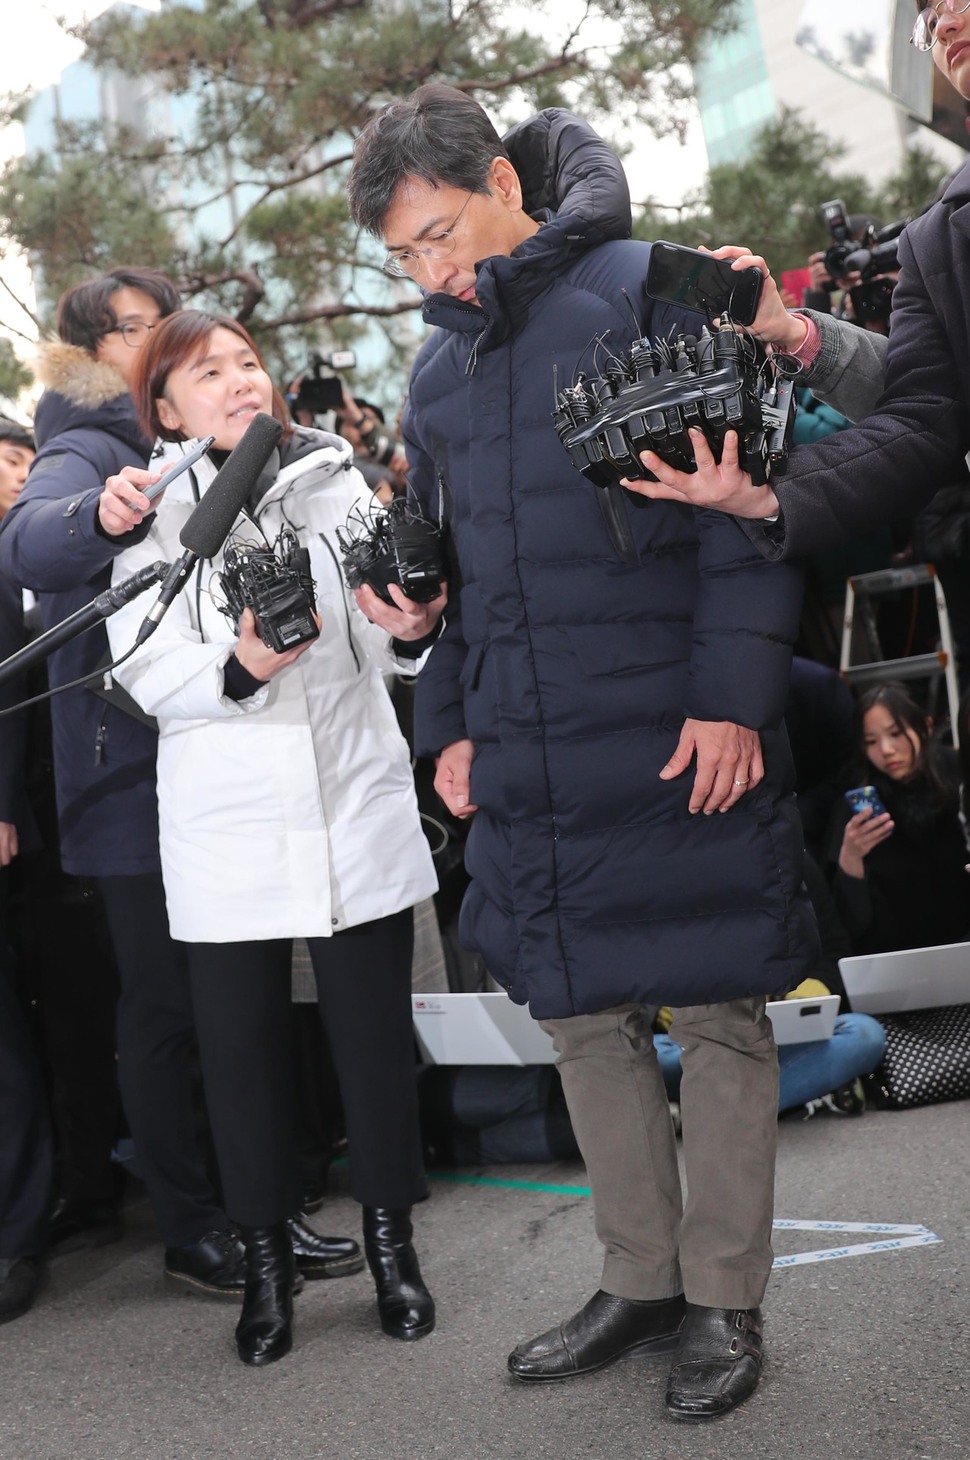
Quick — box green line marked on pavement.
[427,1172,942,1266]
[429,1171,592,1196]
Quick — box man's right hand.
[434,738,478,820]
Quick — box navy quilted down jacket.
[404,110,819,1018]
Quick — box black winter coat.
[760,161,970,560]
[0,344,161,876]
[405,110,818,1019]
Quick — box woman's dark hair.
[132,311,290,443]
[348,83,508,237]
[853,681,958,829]
[56,267,182,355]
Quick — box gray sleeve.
[798,310,888,423]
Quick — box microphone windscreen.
[178,413,284,557]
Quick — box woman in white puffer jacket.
[104,311,444,1368]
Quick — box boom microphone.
[0,561,171,689]
[135,412,284,645]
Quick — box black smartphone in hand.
[645,242,764,326]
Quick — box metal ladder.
[839,563,960,746]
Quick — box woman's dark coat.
[0,345,160,876]
[0,568,27,830]
[403,110,818,1020]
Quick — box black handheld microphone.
[0,561,171,690]
[135,412,284,645]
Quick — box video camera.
[553,324,795,490]
[215,527,319,654]
[819,199,906,323]
[337,496,445,606]
[287,347,357,419]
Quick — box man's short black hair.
[0,415,35,452]
[348,83,509,238]
[56,266,182,355]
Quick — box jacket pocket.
[565,620,692,676]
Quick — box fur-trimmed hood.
[32,340,148,457]
[34,340,128,410]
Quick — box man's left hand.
[660,719,764,814]
[622,428,779,520]
[0,821,19,866]
[353,581,448,639]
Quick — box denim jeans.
[654,1013,886,1113]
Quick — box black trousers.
[98,873,226,1246]
[187,908,427,1228]
[10,866,122,1207]
[0,938,53,1258]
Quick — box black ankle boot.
[362,1206,435,1341]
[235,1224,295,1367]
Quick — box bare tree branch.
[257,298,422,331]
[0,268,46,336]
[216,150,355,251]
[182,267,266,322]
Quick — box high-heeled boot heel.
[235,1223,296,1367]
[362,1206,435,1341]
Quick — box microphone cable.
[0,641,141,719]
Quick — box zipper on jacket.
[94,705,109,766]
[318,533,361,672]
[465,327,486,376]
[435,468,450,531]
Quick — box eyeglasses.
[911,0,970,51]
[382,191,475,279]
[105,320,159,348]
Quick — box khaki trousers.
[540,997,778,1310]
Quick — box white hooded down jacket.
[106,427,437,943]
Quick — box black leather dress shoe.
[0,1258,48,1325]
[164,1229,248,1299]
[47,1198,123,1256]
[287,1214,364,1280]
[508,1289,686,1381]
[665,1305,764,1421]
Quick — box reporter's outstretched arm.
[706,244,889,421]
[798,311,887,422]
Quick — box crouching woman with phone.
[832,682,970,955]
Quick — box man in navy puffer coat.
[349,86,817,1422]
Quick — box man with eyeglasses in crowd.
[349,86,819,1423]
[619,2,970,574]
[0,267,256,1304]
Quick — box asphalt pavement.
[1,1097,967,1460]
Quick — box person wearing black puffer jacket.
[349,87,819,1424]
[0,269,357,1296]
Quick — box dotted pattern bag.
[873,1005,970,1109]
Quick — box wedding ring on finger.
[734,778,749,786]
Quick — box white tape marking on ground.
[771,1219,941,1269]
